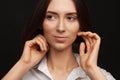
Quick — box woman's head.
[43,0,80,51]
[21,0,92,53]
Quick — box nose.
[56,19,65,33]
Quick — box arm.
[1,60,31,80]
[2,35,48,80]
[78,31,107,80]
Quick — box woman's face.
[43,0,80,51]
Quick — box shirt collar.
[35,53,87,79]
[37,56,53,79]
[69,54,87,79]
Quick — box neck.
[47,47,78,72]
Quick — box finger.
[87,32,96,49]
[82,35,91,54]
[91,33,101,54]
[78,31,94,53]
[37,36,48,51]
[85,32,100,55]
[28,37,44,51]
[77,31,91,36]
[87,33,101,61]
[93,33,101,44]
[34,37,47,51]
[36,35,48,50]
[79,42,85,56]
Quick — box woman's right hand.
[2,34,48,80]
[19,34,48,69]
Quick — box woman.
[2,0,116,80]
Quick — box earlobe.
[77,28,81,33]
[77,31,81,35]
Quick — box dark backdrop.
[0,0,119,79]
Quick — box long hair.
[21,0,92,53]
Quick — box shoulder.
[22,56,51,80]
[98,67,116,80]
[74,53,116,80]
[22,68,50,80]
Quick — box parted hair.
[21,0,92,53]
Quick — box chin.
[51,43,70,51]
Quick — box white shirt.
[22,54,116,80]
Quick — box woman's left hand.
[78,31,101,75]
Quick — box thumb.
[79,42,85,56]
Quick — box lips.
[54,36,67,42]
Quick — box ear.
[77,30,81,35]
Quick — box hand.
[78,31,101,74]
[19,34,48,69]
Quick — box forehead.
[47,0,76,12]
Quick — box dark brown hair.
[21,0,92,53]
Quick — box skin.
[2,0,107,80]
[43,0,79,79]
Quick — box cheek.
[43,21,50,32]
[67,22,80,34]
[43,20,55,34]
[67,23,79,41]
[43,20,57,43]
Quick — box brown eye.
[67,15,77,21]
[46,15,56,20]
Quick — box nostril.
[56,28,65,33]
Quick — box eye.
[67,15,77,21]
[46,15,56,20]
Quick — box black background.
[0,0,119,79]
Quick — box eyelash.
[46,14,77,21]
[66,16,77,21]
[46,15,56,20]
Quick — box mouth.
[54,36,68,42]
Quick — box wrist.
[2,60,31,80]
[86,66,107,80]
[18,59,32,71]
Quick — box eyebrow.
[46,11,77,15]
